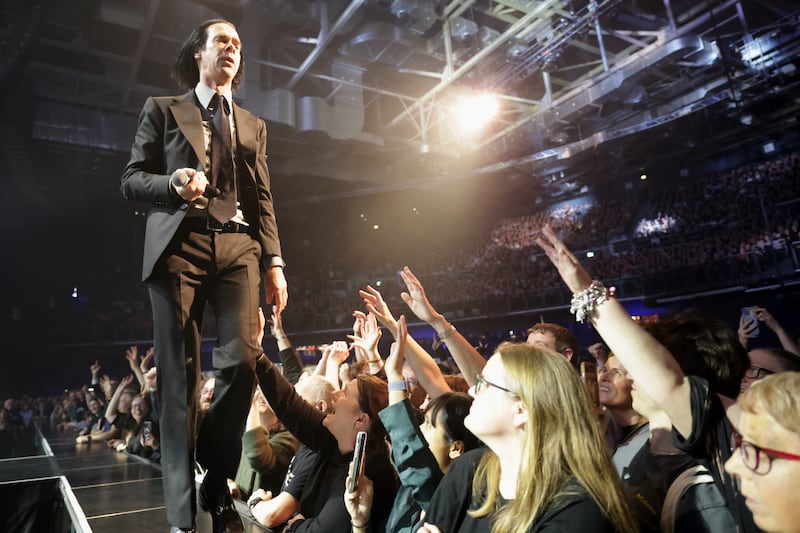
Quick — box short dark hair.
[426,392,482,451]
[644,308,748,398]
[527,322,579,356]
[171,19,245,91]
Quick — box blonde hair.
[469,344,638,533]
[737,371,800,434]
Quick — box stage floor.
[0,429,271,532]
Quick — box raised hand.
[358,285,398,331]
[98,374,113,399]
[327,341,351,366]
[90,360,101,376]
[119,374,135,390]
[738,313,759,348]
[535,224,592,294]
[348,312,382,356]
[140,347,154,372]
[144,367,158,392]
[399,266,439,324]
[385,315,408,382]
[753,306,778,331]
[125,346,139,370]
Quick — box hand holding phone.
[741,306,760,337]
[142,420,153,442]
[348,431,368,493]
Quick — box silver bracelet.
[570,281,615,323]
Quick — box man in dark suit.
[121,19,287,533]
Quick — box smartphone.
[741,307,760,337]
[142,420,153,441]
[580,361,600,410]
[347,431,368,493]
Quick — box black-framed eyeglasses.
[744,366,774,379]
[475,374,516,396]
[733,432,800,474]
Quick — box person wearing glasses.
[739,347,800,395]
[536,224,760,532]
[725,371,800,533]
[417,343,638,533]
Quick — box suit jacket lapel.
[171,91,206,164]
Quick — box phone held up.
[580,361,600,411]
[348,431,368,493]
[741,306,760,337]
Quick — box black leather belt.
[183,217,250,234]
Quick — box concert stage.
[0,427,267,532]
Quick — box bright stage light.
[453,93,498,132]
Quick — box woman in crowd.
[418,343,638,532]
[345,316,482,533]
[254,348,397,532]
[598,354,645,449]
[536,223,756,531]
[725,371,800,533]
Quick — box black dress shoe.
[198,477,244,533]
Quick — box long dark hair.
[171,19,245,90]
[644,308,748,398]
[355,374,389,449]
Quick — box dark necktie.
[208,93,236,223]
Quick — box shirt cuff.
[267,256,286,268]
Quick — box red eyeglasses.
[733,431,800,474]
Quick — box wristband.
[351,521,368,530]
[388,381,407,392]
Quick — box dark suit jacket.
[121,90,282,281]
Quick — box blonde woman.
[725,372,800,533]
[419,344,638,533]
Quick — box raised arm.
[105,375,135,424]
[399,267,486,388]
[536,224,692,437]
[125,346,146,392]
[348,311,385,375]
[324,341,351,390]
[755,306,800,356]
[360,284,450,399]
[265,306,304,385]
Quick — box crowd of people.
[13,16,800,533]
[15,238,800,532]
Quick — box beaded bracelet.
[570,280,615,323]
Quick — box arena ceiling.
[2,0,800,213]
